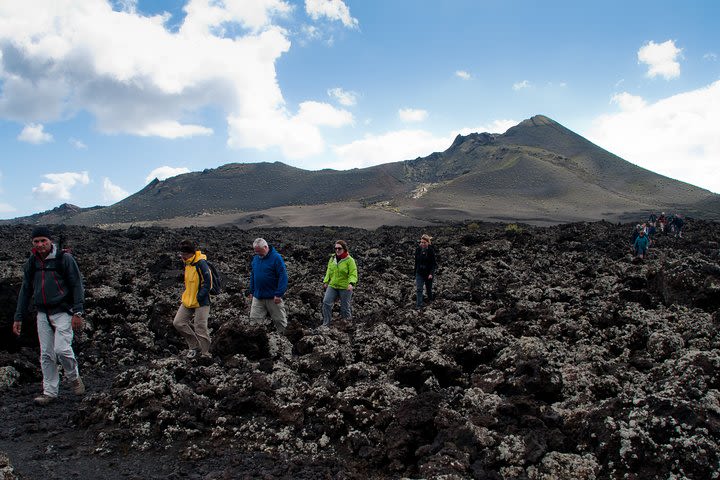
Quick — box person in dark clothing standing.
[13,226,85,405]
[414,234,437,309]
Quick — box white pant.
[37,311,80,397]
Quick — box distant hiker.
[648,212,657,224]
[631,224,642,243]
[657,212,667,233]
[671,214,685,238]
[246,238,288,334]
[414,234,437,309]
[322,240,358,326]
[13,226,85,405]
[634,228,650,259]
[173,239,212,358]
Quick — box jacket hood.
[184,250,207,265]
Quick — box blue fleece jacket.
[248,246,288,299]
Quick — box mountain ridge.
[4,115,719,227]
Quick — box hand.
[428,274,433,279]
[273,296,282,304]
[12,321,21,336]
[323,283,328,289]
[71,314,84,332]
[347,284,354,292]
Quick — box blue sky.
[1,0,718,219]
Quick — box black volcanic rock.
[0,220,719,479]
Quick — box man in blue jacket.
[247,238,288,334]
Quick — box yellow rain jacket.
[181,251,210,308]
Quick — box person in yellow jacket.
[322,240,358,326]
[173,239,212,358]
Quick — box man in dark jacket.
[247,238,288,334]
[13,226,85,405]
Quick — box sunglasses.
[334,246,343,251]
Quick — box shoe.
[34,394,56,406]
[186,350,197,359]
[72,377,85,395]
[200,352,212,359]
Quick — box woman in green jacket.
[322,240,358,326]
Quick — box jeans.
[173,305,211,354]
[415,273,433,307]
[37,311,80,397]
[322,287,353,326]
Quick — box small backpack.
[197,261,224,295]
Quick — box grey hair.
[253,238,268,248]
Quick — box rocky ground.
[1,220,719,479]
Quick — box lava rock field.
[1,220,719,479]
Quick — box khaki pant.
[249,297,287,333]
[173,305,211,354]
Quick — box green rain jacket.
[323,254,358,290]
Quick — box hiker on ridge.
[173,239,213,358]
[247,238,288,334]
[414,234,437,309]
[13,226,86,405]
[322,240,358,327]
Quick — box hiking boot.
[186,349,197,359]
[72,377,85,395]
[34,394,56,406]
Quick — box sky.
[0,0,718,219]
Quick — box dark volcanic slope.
[1,221,719,479]
[19,114,717,227]
[67,162,410,225]
[398,116,718,223]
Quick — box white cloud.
[133,121,213,139]
[0,1,352,155]
[704,52,717,61]
[455,70,471,80]
[327,87,357,106]
[69,137,87,149]
[228,101,352,159]
[398,108,428,123]
[18,123,53,144]
[610,92,647,112]
[32,171,90,200]
[305,0,358,29]
[638,40,682,80]
[587,80,720,194]
[513,80,531,91]
[297,101,353,126]
[103,177,129,202]
[145,166,191,184]
[333,130,451,169]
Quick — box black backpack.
[197,261,224,295]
